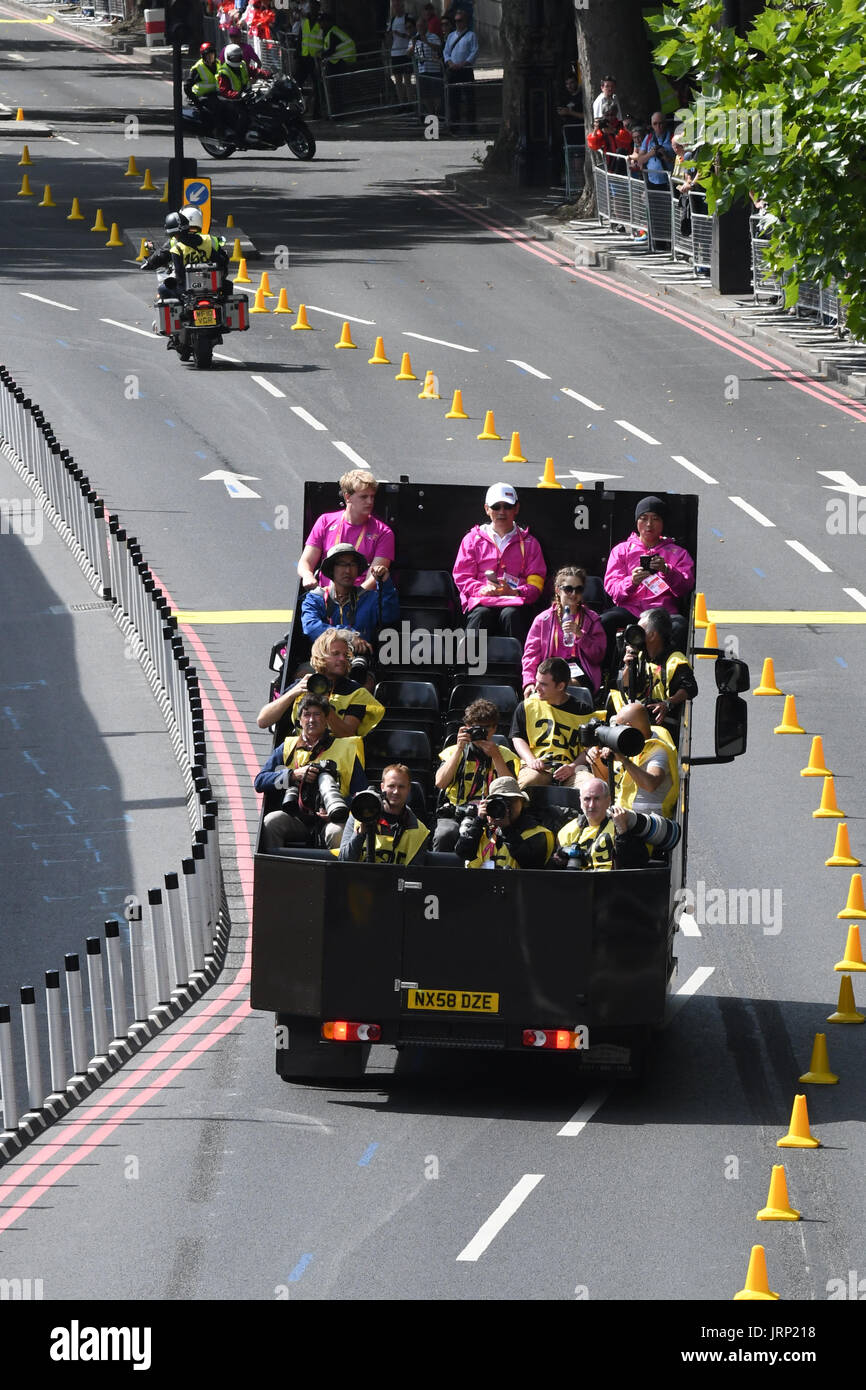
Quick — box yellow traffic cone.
[756,1165,800,1221]
[801,735,831,778]
[835,924,866,972]
[18,145,32,166]
[826,824,861,868]
[250,285,270,314]
[368,336,390,365]
[291,303,313,331]
[17,172,34,197]
[273,288,292,314]
[124,154,140,177]
[16,107,24,121]
[418,370,440,399]
[258,271,274,298]
[446,388,468,419]
[335,320,357,349]
[798,1032,838,1084]
[696,620,718,659]
[693,591,709,629]
[105,222,124,247]
[575,480,583,489]
[395,352,417,380]
[230,237,243,263]
[754,657,783,695]
[235,258,251,284]
[38,183,56,207]
[159,181,169,204]
[537,457,563,489]
[134,236,148,262]
[813,776,844,820]
[140,167,156,191]
[827,975,864,1025]
[502,431,527,464]
[733,1246,779,1300]
[777,1094,820,1148]
[67,197,85,222]
[91,207,108,232]
[774,694,805,734]
[226,212,235,228]
[838,873,866,920]
[477,410,502,441]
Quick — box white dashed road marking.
[785,539,832,573]
[507,359,550,379]
[251,375,285,398]
[560,386,604,411]
[614,420,660,445]
[332,441,368,467]
[671,454,718,485]
[305,305,377,325]
[557,1090,609,1139]
[456,1175,544,1262]
[728,496,775,527]
[20,292,78,311]
[291,406,327,431]
[403,331,478,353]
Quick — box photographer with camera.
[511,657,597,790]
[255,695,367,851]
[454,776,554,870]
[301,543,399,656]
[553,777,676,871]
[629,113,675,186]
[339,763,430,866]
[433,698,520,852]
[586,702,679,820]
[618,608,697,729]
[601,496,695,663]
[256,629,384,740]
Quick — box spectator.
[301,543,399,652]
[510,657,595,790]
[618,607,697,729]
[255,695,366,851]
[385,0,414,104]
[222,24,263,74]
[586,113,631,169]
[433,698,519,851]
[339,763,429,865]
[298,469,395,593]
[587,702,679,819]
[320,8,356,113]
[631,112,675,186]
[592,75,623,123]
[257,629,384,739]
[522,566,607,699]
[411,12,444,116]
[601,495,695,654]
[452,482,546,645]
[421,0,442,37]
[296,0,325,114]
[443,7,477,132]
[556,72,583,121]
[453,776,554,869]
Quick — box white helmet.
[181,206,203,229]
[224,43,244,67]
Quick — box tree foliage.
[649,0,866,335]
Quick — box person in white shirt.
[443,7,478,131]
[386,0,414,103]
[592,75,623,123]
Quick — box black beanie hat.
[634,495,667,524]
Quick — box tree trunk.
[485,0,575,177]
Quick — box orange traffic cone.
[105,222,124,247]
[230,237,243,263]
[756,1165,800,1221]
[801,736,831,778]
[777,1094,820,1148]
[291,304,313,330]
[235,258,251,284]
[67,197,85,222]
[418,370,440,398]
[754,657,783,695]
[368,336,390,365]
[124,154,140,177]
[18,145,32,166]
[140,167,156,191]
[502,431,527,464]
[827,975,864,1024]
[273,288,292,314]
[826,824,861,868]
[774,694,805,734]
[335,320,356,349]
[693,591,709,629]
[537,457,562,489]
[395,351,417,381]
[835,924,866,973]
[226,212,235,228]
[91,207,108,232]
[38,184,56,208]
[696,620,718,659]
[17,172,34,197]
[798,1032,838,1084]
[134,236,148,262]
[477,410,502,441]
[250,285,270,314]
[813,777,844,819]
[445,388,468,419]
[159,181,169,204]
[838,874,866,920]
[733,1246,780,1300]
[258,271,274,298]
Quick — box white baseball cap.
[485,483,518,507]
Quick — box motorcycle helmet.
[223,43,244,67]
[181,206,203,229]
[164,211,189,233]
[199,41,214,55]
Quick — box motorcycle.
[151,262,250,369]
[183,74,316,161]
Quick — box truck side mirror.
[714,657,750,694]
[715,692,747,759]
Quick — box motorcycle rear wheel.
[192,333,214,369]
[199,135,235,159]
[286,121,316,160]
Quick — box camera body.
[485,794,509,822]
[467,725,489,743]
[281,757,349,823]
[576,718,645,756]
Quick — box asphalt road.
[0,18,864,1317]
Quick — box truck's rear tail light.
[322,1021,381,1043]
[522,1028,582,1050]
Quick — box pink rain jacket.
[521,604,607,694]
[453,525,546,611]
[603,533,694,618]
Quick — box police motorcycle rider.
[141,208,232,350]
[184,42,221,128]
[216,42,254,141]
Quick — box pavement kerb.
[445,170,866,402]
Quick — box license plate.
[193,308,217,326]
[407,988,499,1014]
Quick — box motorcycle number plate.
[193,308,217,327]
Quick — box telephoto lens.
[623,624,646,651]
[485,795,508,821]
[307,672,331,698]
[454,805,485,855]
[577,719,645,757]
[350,788,383,823]
[281,783,301,811]
[350,655,369,681]
[316,760,349,823]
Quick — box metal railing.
[0,368,229,1162]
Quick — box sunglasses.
[559,585,584,594]
[490,502,516,511]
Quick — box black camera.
[454,804,485,853]
[485,795,509,821]
[350,787,382,823]
[350,654,370,682]
[314,758,349,823]
[576,718,645,757]
[467,726,489,743]
[623,623,646,651]
[306,672,331,699]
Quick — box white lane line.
[728,495,775,527]
[251,374,285,398]
[665,965,715,1024]
[557,1089,609,1139]
[615,419,660,445]
[214,351,241,363]
[53,135,79,146]
[844,587,866,610]
[291,405,327,431]
[100,317,157,339]
[785,539,832,573]
[305,304,377,325]
[671,454,718,485]
[508,359,550,379]
[19,292,78,312]
[403,331,478,353]
[332,441,368,467]
[456,1174,544,1262]
[678,912,702,938]
[561,386,604,411]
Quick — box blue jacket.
[301,580,400,645]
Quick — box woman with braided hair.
[521,566,607,699]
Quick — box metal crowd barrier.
[0,367,229,1162]
[320,48,396,119]
[748,215,845,329]
[562,124,585,200]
